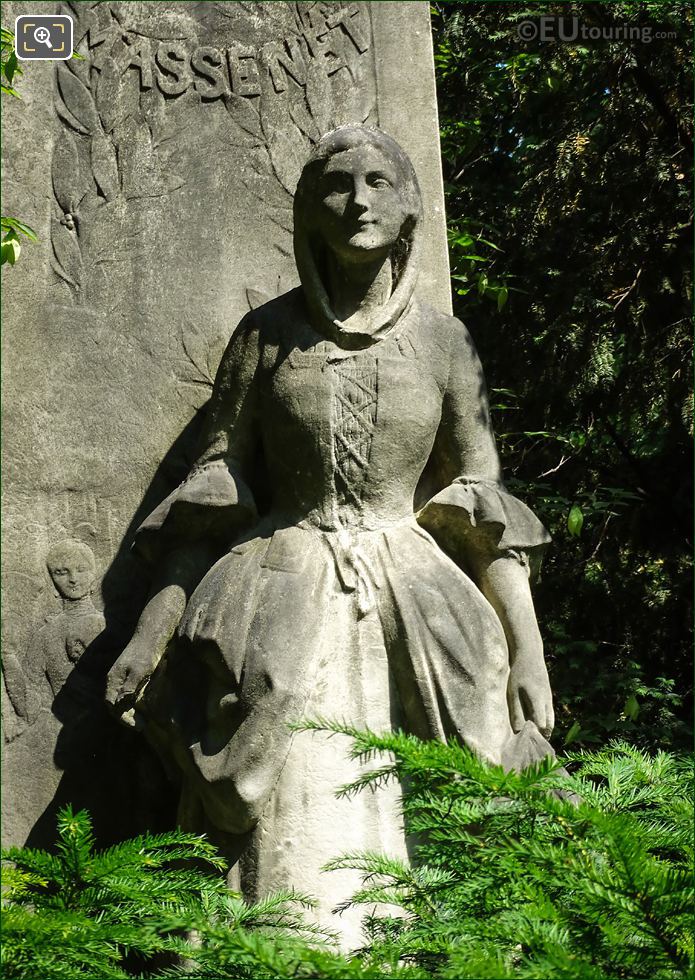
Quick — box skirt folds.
[142,519,512,837]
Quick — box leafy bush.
[3,734,692,979]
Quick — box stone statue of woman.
[106,126,554,945]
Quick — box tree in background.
[432,1,692,750]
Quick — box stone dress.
[135,285,550,946]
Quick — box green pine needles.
[2,734,692,980]
[2,806,228,978]
[308,724,694,980]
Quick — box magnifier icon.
[34,26,52,48]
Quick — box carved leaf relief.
[52,132,82,214]
[57,64,101,136]
[68,5,96,50]
[65,35,92,88]
[304,59,332,137]
[289,100,321,144]
[259,80,308,195]
[90,133,120,202]
[141,87,169,147]
[51,218,83,289]
[55,96,91,137]
[95,56,125,134]
[223,93,265,144]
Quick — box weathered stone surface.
[2,1,449,850]
[2,1,555,949]
[102,126,555,945]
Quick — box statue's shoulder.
[224,289,304,361]
[412,300,473,358]
[243,288,305,331]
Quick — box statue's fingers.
[520,685,548,738]
[106,667,138,707]
[507,687,524,733]
[104,671,123,705]
[532,683,554,739]
[120,707,138,728]
[542,699,555,739]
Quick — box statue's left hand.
[507,652,554,739]
[105,636,159,719]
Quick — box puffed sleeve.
[134,313,260,562]
[416,317,550,578]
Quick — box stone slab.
[1,0,450,846]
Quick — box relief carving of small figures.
[24,540,106,725]
[3,536,176,848]
[106,127,555,947]
[43,541,106,695]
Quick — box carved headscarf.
[293,126,423,350]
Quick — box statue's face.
[48,551,95,600]
[314,144,409,263]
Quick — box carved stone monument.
[2,1,448,849]
[2,0,555,948]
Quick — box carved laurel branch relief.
[51,2,376,306]
[221,2,377,233]
[51,2,182,299]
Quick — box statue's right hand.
[105,638,157,714]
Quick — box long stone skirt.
[146,520,512,947]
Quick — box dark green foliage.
[155,894,423,980]
[431,1,692,750]
[1,26,21,98]
[1,806,228,978]
[4,735,692,980]
[307,722,694,980]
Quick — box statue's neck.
[61,595,93,615]
[325,252,393,326]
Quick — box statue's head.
[295,126,422,268]
[294,126,423,346]
[46,540,96,601]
